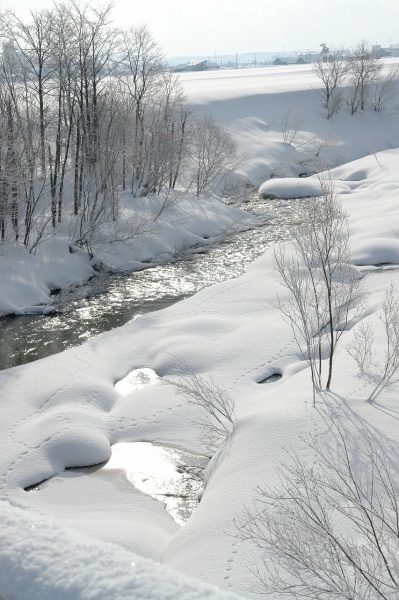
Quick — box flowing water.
[0,197,307,370]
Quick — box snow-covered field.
[181,61,399,183]
[2,65,399,599]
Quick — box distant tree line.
[0,1,237,255]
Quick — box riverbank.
[180,61,399,184]
[0,192,257,317]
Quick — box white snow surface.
[180,62,399,185]
[258,177,323,198]
[2,66,399,599]
[0,501,240,600]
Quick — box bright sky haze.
[1,0,398,58]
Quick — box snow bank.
[0,501,242,600]
[258,176,323,199]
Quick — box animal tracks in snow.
[232,338,295,389]
[223,536,241,590]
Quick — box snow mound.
[258,176,323,199]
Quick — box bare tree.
[274,179,362,401]
[69,87,125,257]
[1,8,58,177]
[313,50,348,118]
[119,25,165,196]
[237,419,399,599]
[189,114,238,196]
[373,64,399,112]
[347,41,382,114]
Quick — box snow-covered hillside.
[181,62,399,184]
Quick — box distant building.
[206,61,220,70]
[273,55,308,66]
[372,44,399,58]
[173,60,220,73]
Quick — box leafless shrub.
[281,107,304,145]
[219,175,256,205]
[315,132,339,159]
[344,285,399,402]
[368,284,399,402]
[295,131,338,173]
[188,115,240,197]
[344,318,377,373]
[165,361,235,453]
[237,419,399,599]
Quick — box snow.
[2,64,399,598]
[0,501,241,600]
[180,62,399,185]
[258,176,323,199]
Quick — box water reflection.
[0,197,307,370]
[27,442,209,525]
[102,442,209,525]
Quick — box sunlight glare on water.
[103,442,209,525]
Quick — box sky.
[1,0,399,59]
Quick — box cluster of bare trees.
[0,1,238,256]
[313,41,399,118]
[249,180,399,596]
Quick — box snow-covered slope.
[180,62,399,185]
[0,502,241,600]
[1,149,399,597]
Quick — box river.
[0,197,306,371]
